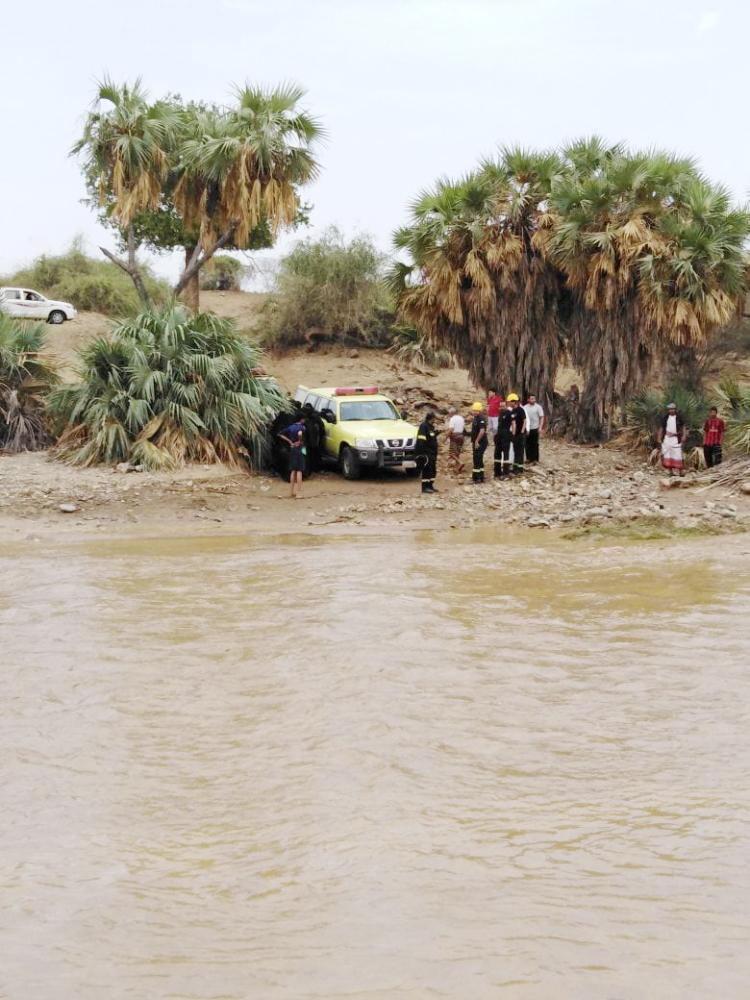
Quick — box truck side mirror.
[321,408,336,424]
[401,410,408,420]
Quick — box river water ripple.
[1,529,749,999]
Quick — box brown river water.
[2,527,750,999]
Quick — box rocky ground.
[2,437,749,543]
[5,298,748,542]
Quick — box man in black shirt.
[494,400,514,478]
[507,392,526,474]
[415,411,439,493]
[470,401,488,483]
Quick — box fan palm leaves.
[73,78,181,227]
[0,315,59,452]
[391,149,565,409]
[173,83,324,251]
[49,306,285,469]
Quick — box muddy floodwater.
[2,527,750,1000]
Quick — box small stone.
[738,482,750,496]
[115,462,131,474]
[349,349,360,359]
[59,503,79,514]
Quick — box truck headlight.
[355,438,376,449]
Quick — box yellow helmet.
[471,401,484,412]
[507,392,519,402]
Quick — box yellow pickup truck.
[293,384,420,479]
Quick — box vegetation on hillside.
[0,315,59,452]
[3,242,169,316]
[73,78,323,309]
[260,227,396,348]
[199,254,246,291]
[392,139,750,440]
[50,306,284,469]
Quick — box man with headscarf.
[657,402,687,477]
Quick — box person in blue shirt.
[278,418,307,498]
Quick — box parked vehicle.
[293,384,419,479]
[0,287,77,324]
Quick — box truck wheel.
[340,446,360,480]
[48,310,66,325]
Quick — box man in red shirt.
[487,389,503,439]
[703,407,725,468]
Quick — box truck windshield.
[340,400,399,421]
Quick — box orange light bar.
[334,386,379,396]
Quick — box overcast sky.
[1,0,748,283]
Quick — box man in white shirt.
[523,394,545,464]
[446,406,466,475]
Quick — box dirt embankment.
[6,294,749,541]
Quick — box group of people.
[658,403,726,477]
[416,391,545,493]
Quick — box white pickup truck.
[0,287,77,324]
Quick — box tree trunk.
[173,226,236,299]
[100,226,151,309]
[181,245,201,311]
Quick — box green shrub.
[716,377,750,453]
[49,305,284,469]
[389,326,454,369]
[0,314,59,452]
[199,254,245,291]
[3,242,170,316]
[260,227,396,349]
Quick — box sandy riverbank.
[5,296,747,543]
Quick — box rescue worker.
[415,411,439,493]
[507,392,527,474]
[495,397,514,478]
[470,401,488,483]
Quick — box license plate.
[392,450,405,458]
[402,460,416,469]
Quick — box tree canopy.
[392,138,750,439]
[73,78,323,309]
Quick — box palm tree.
[391,149,565,409]
[0,315,58,452]
[172,84,324,303]
[50,305,285,469]
[73,78,180,306]
[74,81,323,310]
[543,143,749,439]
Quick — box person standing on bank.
[446,405,466,475]
[702,407,725,468]
[495,398,514,478]
[416,411,439,493]
[470,401,488,484]
[507,393,527,474]
[487,389,503,440]
[278,416,307,499]
[657,402,687,477]
[523,393,545,464]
